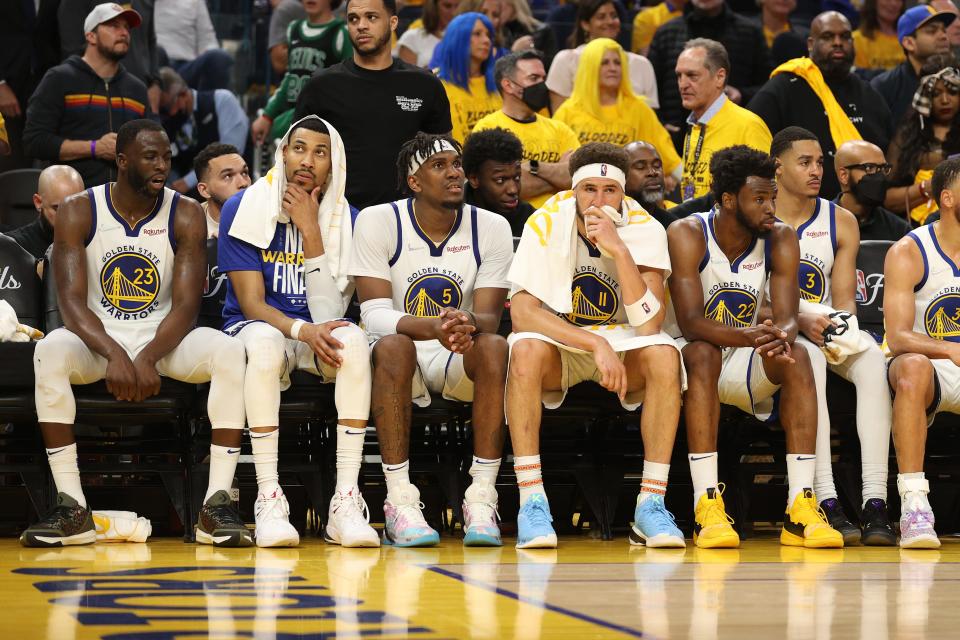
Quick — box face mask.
[520,81,550,112]
[850,172,888,209]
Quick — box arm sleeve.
[217,198,265,272]
[196,2,220,52]
[347,206,397,280]
[305,254,349,321]
[22,70,66,161]
[475,215,514,289]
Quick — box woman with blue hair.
[431,12,503,143]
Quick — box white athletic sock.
[897,472,932,511]
[382,460,411,496]
[47,443,86,508]
[250,429,280,496]
[205,443,241,503]
[469,456,501,487]
[786,453,816,506]
[688,452,718,509]
[515,454,545,504]
[336,424,366,492]
[639,460,670,504]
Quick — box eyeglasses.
[843,163,892,176]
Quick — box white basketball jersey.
[543,235,630,326]
[350,198,513,321]
[793,198,837,306]
[905,224,960,343]
[691,209,769,329]
[85,184,179,356]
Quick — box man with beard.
[24,3,150,188]
[833,140,911,242]
[462,127,534,237]
[8,165,85,262]
[624,141,679,229]
[193,143,251,238]
[22,120,248,547]
[349,133,513,546]
[294,0,452,209]
[667,145,841,549]
[748,11,894,199]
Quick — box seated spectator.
[853,0,904,73]
[546,0,658,113]
[157,67,249,194]
[156,0,234,91]
[833,140,911,241]
[433,12,502,143]
[458,0,506,54]
[631,0,685,55]
[624,140,679,229]
[871,6,956,126]
[887,58,960,223]
[932,0,960,60]
[268,0,308,76]
[748,11,893,198]
[677,39,772,200]
[193,143,251,239]
[24,4,149,188]
[473,50,580,209]
[499,0,557,63]
[396,0,458,66]
[647,0,771,142]
[252,0,353,145]
[7,165,84,262]
[462,127,533,235]
[753,0,808,48]
[59,1,161,113]
[554,38,681,190]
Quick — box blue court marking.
[425,565,649,639]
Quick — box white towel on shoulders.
[226,115,353,293]
[800,300,872,364]
[507,190,670,312]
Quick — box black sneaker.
[860,498,897,546]
[20,492,96,547]
[820,498,861,545]
[196,490,253,547]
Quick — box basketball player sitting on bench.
[350,133,514,547]
[24,119,248,547]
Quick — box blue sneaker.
[629,494,686,548]
[516,493,557,549]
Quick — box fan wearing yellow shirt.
[434,12,503,143]
[555,38,681,192]
[473,50,579,209]
[631,0,683,55]
[853,0,906,71]
[676,38,772,201]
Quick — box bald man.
[748,11,894,198]
[833,141,911,242]
[624,141,678,230]
[8,165,85,261]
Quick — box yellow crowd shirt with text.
[443,77,503,143]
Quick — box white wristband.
[290,319,306,340]
[625,288,661,327]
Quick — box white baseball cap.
[84,3,142,34]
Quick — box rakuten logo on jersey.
[446,244,470,254]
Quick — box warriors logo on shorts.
[565,272,618,326]
[798,260,826,303]
[924,293,960,342]
[405,274,463,317]
[100,252,160,313]
[704,288,757,328]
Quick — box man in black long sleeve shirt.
[8,165,85,261]
[647,0,771,138]
[295,0,451,209]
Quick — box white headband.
[408,139,458,177]
[571,163,626,190]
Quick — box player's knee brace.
[243,332,286,379]
[33,334,77,423]
[332,324,372,420]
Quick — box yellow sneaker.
[781,489,843,548]
[693,484,740,549]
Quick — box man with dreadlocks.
[349,132,514,547]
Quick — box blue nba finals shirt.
[217,190,357,331]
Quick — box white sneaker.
[325,487,380,548]
[462,482,502,547]
[254,488,300,548]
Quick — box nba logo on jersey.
[405,272,463,317]
[924,292,960,342]
[565,271,618,326]
[99,249,161,318]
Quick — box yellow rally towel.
[771,58,862,148]
[910,169,936,225]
